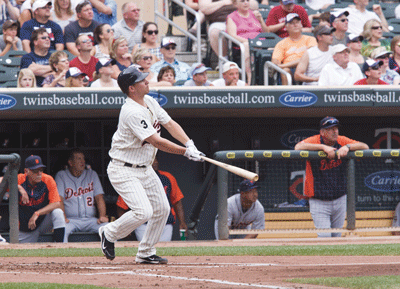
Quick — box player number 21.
[141,120,148,129]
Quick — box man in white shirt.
[345,0,388,35]
[295,25,334,86]
[212,61,247,87]
[318,44,363,86]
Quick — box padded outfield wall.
[0,86,400,240]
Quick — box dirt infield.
[1,237,400,289]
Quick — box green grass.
[288,276,400,289]
[1,243,400,257]
[0,284,117,289]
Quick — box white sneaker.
[0,234,7,243]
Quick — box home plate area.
[1,255,400,289]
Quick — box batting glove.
[184,146,205,162]
[185,139,199,151]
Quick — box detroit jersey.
[55,168,104,219]
[226,194,265,230]
[109,95,172,166]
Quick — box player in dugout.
[295,117,369,237]
[214,179,265,239]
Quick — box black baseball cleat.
[135,254,168,264]
[99,227,115,260]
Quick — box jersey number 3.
[141,120,148,129]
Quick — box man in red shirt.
[295,117,369,237]
[69,34,99,83]
[265,0,312,38]
[354,59,388,85]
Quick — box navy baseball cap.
[95,58,116,73]
[362,59,383,74]
[239,180,259,192]
[320,116,339,129]
[25,155,46,170]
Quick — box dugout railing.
[0,153,20,243]
[214,149,400,240]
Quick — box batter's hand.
[185,139,199,151]
[184,147,205,162]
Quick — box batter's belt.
[111,159,146,168]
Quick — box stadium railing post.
[217,167,229,240]
[346,158,356,230]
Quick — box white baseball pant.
[105,161,170,257]
[309,194,347,238]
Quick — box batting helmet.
[117,64,149,94]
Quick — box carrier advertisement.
[0,87,399,111]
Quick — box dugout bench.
[257,210,395,238]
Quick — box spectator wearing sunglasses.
[330,10,349,46]
[360,19,390,58]
[184,62,213,86]
[354,59,387,85]
[346,34,366,66]
[132,48,172,87]
[89,0,117,25]
[150,37,191,82]
[112,2,144,53]
[91,23,114,60]
[295,116,369,237]
[371,47,400,85]
[132,22,162,64]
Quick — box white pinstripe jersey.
[109,95,171,166]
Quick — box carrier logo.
[364,170,400,192]
[280,129,319,149]
[148,92,168,106]
[0,94,16,110]
[279,91,318,107]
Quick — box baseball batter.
[214,180,265,240]
[55,148,109,243]
[99,65,203,264]
[295,116,369,237]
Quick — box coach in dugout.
[214,180,265,240]
[294,117,369,237]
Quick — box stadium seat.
[0,50,26,67]
[248,32,282,85]
[0,80,18,88]
[380,2,397,20]
[0,67,19,83]
[388,23,400,35]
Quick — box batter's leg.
[137,168,170,258]
[104,164,153,242]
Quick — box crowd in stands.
[1,0,400,88]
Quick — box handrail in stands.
[154,0,202,63]
[264,61,292,86]
[217,31,246,81]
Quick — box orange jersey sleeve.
[116,195,129,210]
[159,171,184,206]
[42,173,61,203]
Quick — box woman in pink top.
[226,0,269,84]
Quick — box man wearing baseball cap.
[265,0,312,38]
[0,20,22,57]
[20,0,64,53]
[295,117,369,237]
[99,65,204,263]
[354,59,387,85]
[272,13,317,85]
[214,179,265,240]
[0,155,66,243]
[330,10,350,45]
[318,44,363,86]
[295,24,335,85]
[150,37,190,82]
[183,63,213,86]
[212,61,246,87]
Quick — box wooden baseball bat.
[201,156,259,182]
